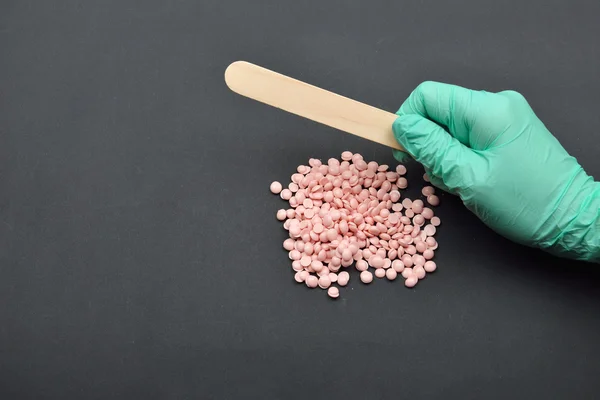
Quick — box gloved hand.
[392,81,600,262]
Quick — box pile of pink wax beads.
[270,151,441,299]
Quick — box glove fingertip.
[392,149,412,163]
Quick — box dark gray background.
[1,0,600,399]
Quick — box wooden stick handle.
[225,61,403,151]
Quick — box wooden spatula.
[225,61,403,151]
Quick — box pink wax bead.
[289,250,301,260]
[356,260,368,271]
[396,165,407,175]
[427,195,440,206]
[422,186,435,196]
[414,266,426,279]
[404,276,418,288]
[423,249,434,260]
[311,260,324,272]
[412,254,426,266]
[276,209,287,221]
[374,268,386,278]
[413,215,425,226]
[424,224,436,236]
[318,275,332,289]
[386,268,397,280]
[337,271,350,286]
[283,239,295,251]
[369,256,384,268]
[401,268,413,278]
[280,189,293,200]
[431,216,441,227]
[292,261,303,272]
[392,260,404,273]
[270,181,283,194]
[360,271,373,284]
[421,208,434,220]
[424,261,437,272]
[305,275,319,288]
[327,286,340,299]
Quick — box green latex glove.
[392,81,600,262]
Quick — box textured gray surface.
[1,1,600,398]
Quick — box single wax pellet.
[341,151,353,161]
[383,258,392,269]
[396,165,407,175]
[424,224,436,236]
[300,255,312,267]
[294,272,304,283]
[412,254,426,266]
[427,195,440,206]
[421,208,434,220]
[280,189,293,200]
[414,266,426,279]
[292,260,303,272]
[360,270,373,284]
[424,261,437,272]
[405,276,418,288]
[341,248,353,261]
[337,271,350,286]
[327,286,340,299]
[386,268,397,280]
[397,177,408,189]
[311,260,324,272]
[306,275,319,288]
[431,216,441,227]
[329,272,338,283]
[369,256,384,268]
[270,181,283,194]
[318,275,332,289]
[423,173,430,182]
[402,198,412,208]
[415,241,427,253]
[356,260,368,271]
[401,268,413,278]
[283,239,295,251]
[375,268,386,278]
[277,209,287,221]
[422,186,435,196]
[413,215,425,226]
[411,199,424,214]
[423,249,434,260]
[392,260,404,273]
